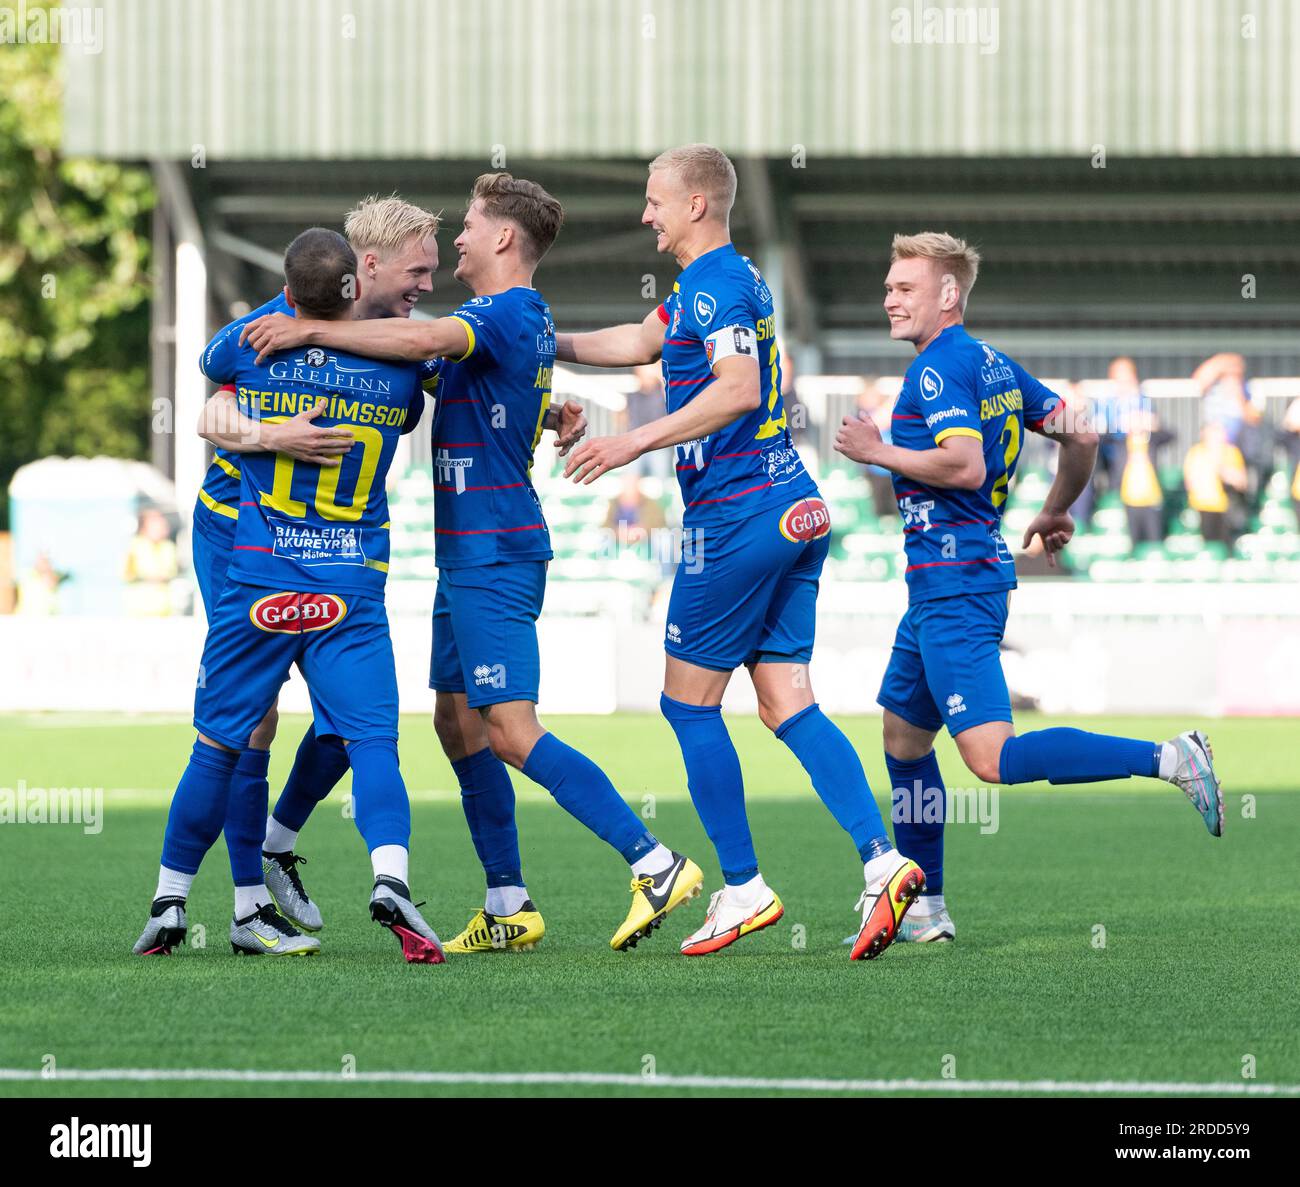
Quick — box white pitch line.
[1,1068,1297,1095]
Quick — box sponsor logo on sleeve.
[249,592,348,633]
[778,497,832,542]
[924,406,974,429]
[919,366,944,401]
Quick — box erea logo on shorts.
[249,592,348,633]
[778,497,832,543]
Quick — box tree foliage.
[0,29,154,523]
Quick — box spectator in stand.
[123,507,179,616]
[1283,394,1300,531]
[16,551,66,615]
[1119,408,1166,548]
[1184,423,1247,549]
[604,472,667,545]
[1073,357,1150,532]
[855,378,898,519]
[1101,357,1150,478]
[1193,351,1272,511]
[625,363,671,481]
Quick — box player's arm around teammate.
[241,306,588,455]
[198,390,356,466]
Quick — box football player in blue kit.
[241,173,704,954]
[133,228,446,963]
[561,145,923,961]
[834,232,1224,944]
[186,197,442,944]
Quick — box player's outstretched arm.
[1021,403,1100,565]
[563,355,760,483]
[239,312,470,365]
[835,411,987,490]
[556,307,665,368]
[197,390,354,465]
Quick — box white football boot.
[680,876,784,956]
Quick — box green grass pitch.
[1,711,1296,1098]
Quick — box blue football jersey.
[198,314,427,597]
[658,244,817,527]
[429,287,555,569]
[193,292,292,546]
[889,325,1063,602]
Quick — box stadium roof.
[63,0,1300,160]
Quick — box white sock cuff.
[371,844,409,887]
[263,814,300,854]
[154,865,194,902]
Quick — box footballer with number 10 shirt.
[562,145,923,961]
[133,229,445,964]
[834,232,1224,945]
[186,197,443,947]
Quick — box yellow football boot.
[443,902,545,954]
[610,852,704,951]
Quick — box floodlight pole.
[152,160,208,529]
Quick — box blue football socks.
[999,728,1161,785]
[521,732,655,863]
[345,737,411,851]
[271,725,351,832]
[775,704,893,861]
[452,746,524,888]
[161,739,240,876]
[223,746,269,887]
[885,749,947,894]
[660,694,758,885]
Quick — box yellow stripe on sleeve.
[449,316,476,362]
[933,426,984,445]
[214,455,241,479]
